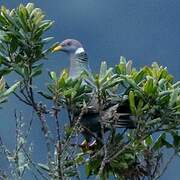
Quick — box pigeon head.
[52,39,84,55]
[52,39,90,78]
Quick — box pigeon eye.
[67,42,72,46]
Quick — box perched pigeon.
[52,39,135,148]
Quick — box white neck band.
[75,47,85,54]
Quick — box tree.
[0,3,179,180]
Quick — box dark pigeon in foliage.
[52,39,135,148]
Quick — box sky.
[0,0,180,179]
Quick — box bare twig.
[52,105,64,180]
[62,106,87,153]
[96,90,107,179]
[37,109,53,176]
[151,153,162,179]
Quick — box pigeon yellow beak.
[52,45,63,52]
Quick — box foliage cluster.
[0,3,179,180]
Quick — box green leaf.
[124,153,134,160]
[144,78,153,93]
[85,162,91,177]
[153,133,173,150]
[136,99,144,115]
[37,21,54,32]
[169,88,179,107]
[49,71,57,81]
[0,77,5,91]
[172,81,180,88]
[14,66,25,77]
[18,4,30,31]
[30,8,42,19]
[41,37,54,44]
[122,75,141,91]
[74,153,84,164]
[116,56,126,75]
[26,3,35,14]
[126,60,132,74]
[144,135,153,146]
[38,163,50,172]
[0,52,8,61]
[129,91,136,114]
[171,131,180,148]
[99,61,107,79]
[3,81,20,96]
[30,64,43,77]
[134,68,146,83]
[1,9,17,27]
[0,67,13,77]
[99,67,113,85]
[153,133,167,150]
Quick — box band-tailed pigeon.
[52,39,135,148]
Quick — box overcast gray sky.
[0,0,180,179]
